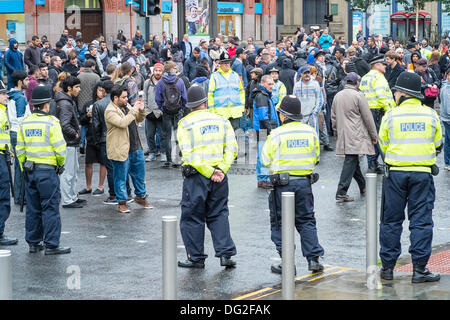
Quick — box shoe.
[145,154,156,162]
[270,263,297,275]
[220,256,236,268]
[78,188,92,195]
[163,161,172,168]
[376,165,385,175]
[76,198,87,204]
[444,165,450,171]
[127,196,134,204]
[336,194,355,203]
[92,189,104,196]
[323,145,334,151]
[0,234,18,246]
[134,196,153,209]
[144,150,150,156]
[160,154,167,162]
[45,246,71,255]
[104,196,117,205]
[178,259,205,269]
[118,201,130,213]
[156,151,161,157]
[380,267,394,280]
[257,181,273,189]
[308,258,324,272]
[360,188,366,195]
[29,243,45,253]
[412,266,440,283]
[79,147,85,155]
[62,201,84,208]
[172,163,180,168]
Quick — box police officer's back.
[378,72,441,283]
[0,80,17,246]
[177,85,238,269]
[16,84,70,255]
[262,95,324,274]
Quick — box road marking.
[350,219,361,221]
[234,266,360,300]
[61,231,71,234]
[438,227,450,231]
[177,245,185,249]
[97,235,107,239]
[136,240,147,243]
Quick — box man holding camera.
[16,85,71,255]
[262,95,324,275]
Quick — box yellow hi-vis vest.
[359,69,395,111]
[378,98,442,173]
[262,121,320,176]
[272,80,287,110]
[16,112,67,169]
[0,104,11,152]
[208,68,245,119]
[177,109,238,178]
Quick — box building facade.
[0,0,277,48]
[278,0,445,43]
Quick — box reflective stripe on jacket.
[359,69,395,111]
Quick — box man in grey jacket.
[143,62,164,162]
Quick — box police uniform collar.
[283,119,299,125]
[33,110,49,116]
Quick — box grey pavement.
[3,132,450,300]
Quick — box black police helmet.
[219,51,231,64]
[186,85,207,109]
[30,84,52,105]
[392,72,424,100]
[278,95,303,121]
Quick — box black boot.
[0,234,18,246]
[178,259,205,269]
[308,257,324,273]
[220,256,236,268]
[29,243,45,253]
[380,267,394,280]
[412,266,440,283]
[44,246,71,255]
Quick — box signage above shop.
[217,2,243,14]
[0,0,24,13]
[161,1,171,13]
[255,3,262,15]
[35,0,45,5]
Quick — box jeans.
[10,131,24,204]
[111,149,146,202]
[443,121,450,166]
[100,142,132,198]
[145,116,164,154]
[256,140,269,182]
[162,112,183,162]
[336,155,366,196]
[80,125,87,147]
[366,108,384,167]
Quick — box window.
[276,0,284,25]
[65,0,101,10]
[303,0,327,25]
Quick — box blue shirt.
[184,41,192,60]
[231,58,248,87]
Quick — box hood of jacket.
[54,91,74,104]
[193,76,208,83]
[8,89,25,101]
[162,73,178,84]
[281,58,293,69]
[9,38,18,51]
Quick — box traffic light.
[147,0,161,16]
[324,15,333,23]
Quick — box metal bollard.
[282,192,295,300]
[0,250,12,300]
[365,173,380,289]
[162,216,177,300]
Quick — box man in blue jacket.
[4,39,24,90]
[252,75,279,189]
[318,28,333,50]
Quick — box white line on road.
[97,235,108,238]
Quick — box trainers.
[145,154,156,162]
[92,189,104,196]
[336,194,355,203]
[118,201,130,213]
[104,196,117,205]
[78,188,92,195]
[134,196,153,209]
[160,154,167,162]
[445,165,450,171]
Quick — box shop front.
[0,0,25,45]
[217,2,242,41]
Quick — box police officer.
[359,55,395,174]
[262,95,324,274]
[378,72,441,283]
[177,85,238,269]
[0,80,17,246]
[268,67,287,110]
[208,51,246,131]
[16,85,71,255]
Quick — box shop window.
[0,14,25,45]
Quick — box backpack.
[162,77,182,115]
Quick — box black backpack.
[162,77,182,115]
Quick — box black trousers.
[336,155,366,196]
